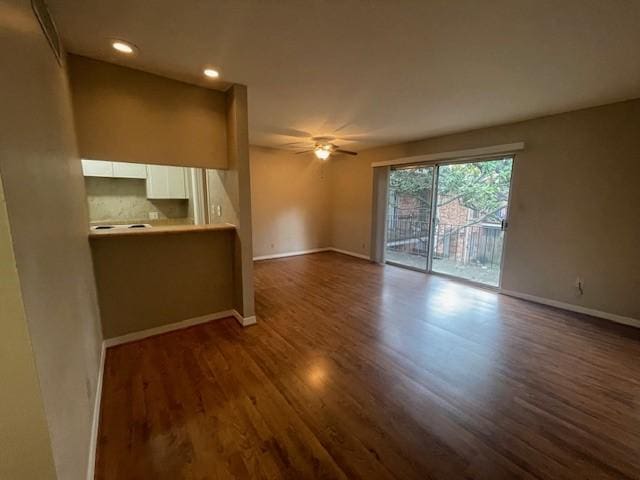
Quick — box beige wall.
[0,179,56,479]
[207,168,240,226]
[225,85,255,318]
[250,146,330,257]
[68,55,228,170]
[0,1,104,478]
[91,230,236,338]
[329,99,640,320]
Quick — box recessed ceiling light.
[112,41,135,54]
[203,68,220,79]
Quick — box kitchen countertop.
[89,223,236,239]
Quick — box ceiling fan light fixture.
[314,145,331,160]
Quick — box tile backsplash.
[85,177,192,225]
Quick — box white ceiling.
[49,0,640,151]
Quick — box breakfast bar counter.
[89,222,238,339]
[89,223,236,239]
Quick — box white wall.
[0,0,103,477]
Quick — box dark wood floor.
[96,252,640,479]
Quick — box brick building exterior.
[388,192,503,266]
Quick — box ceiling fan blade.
[335,149,358,156]
[277,141,311,148]
[337,134,372,142]
[262,126,312,138]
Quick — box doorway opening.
[384,157,514,287]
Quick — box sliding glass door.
[385,166,434,271]
[385,157,514,287]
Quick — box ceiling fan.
[295,137,358,160]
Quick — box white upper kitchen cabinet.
[112,161,147,179]
[146,165,188,199]
[82,159,147,179]
[81,159,113,177]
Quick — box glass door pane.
[431,157,513,286]
[385,166,434,271]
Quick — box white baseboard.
[253,248,329,261]
[87,342,105,480]
[328,247,371,261]
[253,247,371,262]
[500,289,640,329]
[233,310,257,326]
[104,310,238,347]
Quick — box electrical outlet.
[149,211,159,220]
[216,205,222,217]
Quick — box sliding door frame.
[426,165,439,273]
[384,154,517,289]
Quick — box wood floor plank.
[96,252,640,479]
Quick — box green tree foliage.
[389,158,512,222]
[389,167,434,200]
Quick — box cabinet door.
[146,165,168,198]
[81,159,113,177]
[146,165,187,199]
[166,166,187,199]
[112,161,147,179]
